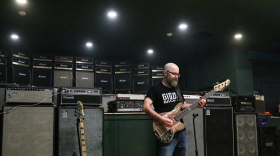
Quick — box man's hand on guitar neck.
[197,99,206,107]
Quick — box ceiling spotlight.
[167,33,172,37]
[107,11,117,18]
[11,34,19,40]
[19,11,26,16]
[86,42,93,47]
[235,34,242,39]
[179,24,187,30]
[16,0,27,4]
[148,49,153,54]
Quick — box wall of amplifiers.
[184,93,280,156]
[0,50,165,93]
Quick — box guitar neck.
[79,119,87,156]
[174,89,216,121]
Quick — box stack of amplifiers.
[151,66,164,86]
[133,63,149,93]
[8,52,31,85]
[95,60,113,93]
[32,55,53,87]
[60,87,102,106]
[75,57,94,88]
[114,61,132,92]
[108,94,145,112]
[231,95,255,112]
[54,55,73,87]
[0,50,7,83]
[205,92,231,106]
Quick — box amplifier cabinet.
[231,95,255,112]
[60,87,102,106]
[4,86,53,104]
[76,57,93,64]
[33,54,53,62]
[206,97,231,106]
[54,55,73,63]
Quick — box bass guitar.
[76,101,87,156]
[153,79,230,143]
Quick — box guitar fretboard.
[174,89,216,121]
[79,119,87,156]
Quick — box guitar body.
[153,103,186,143]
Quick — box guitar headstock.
[214,79,230,92]
[76,101,85,119]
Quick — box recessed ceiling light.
[17,0,26,4]
[19,11,26,16]
[179,24,187,30]
[11,34,19,39]
[167,33,172,36]
[108,11,117,18]
[148,49,153,54]
[235,34,242,39]
[86,42,93,47]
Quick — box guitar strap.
[175,86,184,103]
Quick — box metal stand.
[193,113,199,156]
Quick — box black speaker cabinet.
[259,126,277,156]
[114,74,132,91]
[95,74,113,93]
[53,70,73,87]
[1,106,55,156]
[151,79,162,86]
[133,76,149,93]
[234,113,258,156]
[183,108,204,156]
[32,69,53,87]
[0,65,7,83]
[75,71,94,88]
[58,107,103,156]
[204,107,234,156]
[8,65,31,85]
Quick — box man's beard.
[166,75,178,87]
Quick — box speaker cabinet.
[32,69,53,87]
[53,70,73,87]
[0,66,7,83]
[183,108,204,156]
[58,107,103,156]
[8,65,31,85]
[1,106,55,156]
[95,74,113,93]
[204,107,234,156]
[133,76,149,93]
[259,126,277,156]
[75,71,94,88]
[114,74,132,91]
[151,79,161,86]
[234,113,258,156]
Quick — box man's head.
[163,63,180,87]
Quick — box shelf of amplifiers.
[0,50,166,94]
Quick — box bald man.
[143,63,206,156]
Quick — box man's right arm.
[143,97,173,126]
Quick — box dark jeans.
[158,130,188,156]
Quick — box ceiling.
[0,0,280,61]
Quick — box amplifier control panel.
[116,100,143,112]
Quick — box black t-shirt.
[146,81,184,114]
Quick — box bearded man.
[143,62,206,156]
